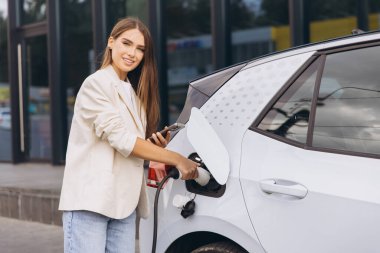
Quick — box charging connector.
[152,166,211,253]
[152,168,178,253]
[175,166,211,186]
[194,167,211,186]
[173,194,197,219]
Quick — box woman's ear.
[107,37,114,50]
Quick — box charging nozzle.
[167,168,181,179]
[169,167,211,186]
[194,167,211,186]
[152,165,211,252]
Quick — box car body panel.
[139,177,264,253]
[240,130,380,252]
[140,129,263,252]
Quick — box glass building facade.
[0,0,379,164]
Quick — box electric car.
[140,31,380,253]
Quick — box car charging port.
[186,153,226,198]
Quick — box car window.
[312,46,380,156]
[257,58,320,143]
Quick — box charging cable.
[152,168,179,253]
[151,167,211,253]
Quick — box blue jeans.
[62,210,136,253]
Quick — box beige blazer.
[59,65,149,219]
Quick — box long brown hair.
[101,17,159,137]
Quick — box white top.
[122,81,139,119]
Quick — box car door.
[240,45,380,253]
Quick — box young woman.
[59,17,199,253]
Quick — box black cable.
[152,168,180,253]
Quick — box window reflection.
[25,35,51,160]
[0,0,11,161]
[230,0,290,64]
[166,0,212,123]
[62,0,92,131]
[258,59,319,143]
[20,0,46,25]
[309,0,357,43]
[369,0,380,31]
[313,46,380,155]
[106,0,148,35]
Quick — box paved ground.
[0,163,141,253]
[0,216,141,253]
[0,163,64,192]
[0,217,63,253]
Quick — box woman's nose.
[127,47,136,57]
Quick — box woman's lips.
[122,57,134,65]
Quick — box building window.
[166,0,213,123]
[309,0,357,43]
[369,0,380,31]
[25,35,51,159]
[62,0,93,132]
[0,0,12,161]
[20,0,46,25]
[106,0,148,35]
[230,0,290,64]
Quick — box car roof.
[243,30,380,71]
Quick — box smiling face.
[108,28,145,80]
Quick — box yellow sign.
[0,87,10,102]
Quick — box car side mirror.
[187,107,230,185]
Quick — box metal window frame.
[7,0,21,162]
[91,0,107,69]
[211,0,231,70]
[289,0,309,47]
[47,0,66,165]
[149,0,168,127]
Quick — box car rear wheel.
[191,241,248,253]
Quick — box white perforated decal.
[200,52,315,148]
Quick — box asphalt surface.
[0,163,141,253]
[0,217,141,253]
[0,163,63,192]
[0,217,63,253]
[0,128,12,161]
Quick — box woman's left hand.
[147,127,171,148]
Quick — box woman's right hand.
[147,127,171,148]
[175,156,199,180]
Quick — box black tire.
[191,241,248,253]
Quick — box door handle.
[259,179,308,199]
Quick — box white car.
[140,31,380,253]
[0,107,11,130]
